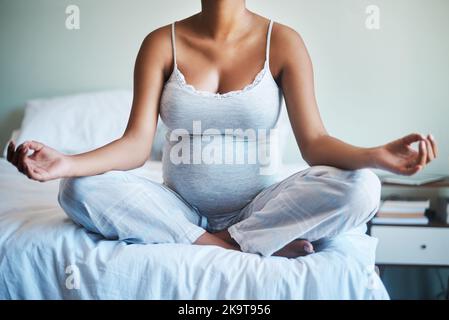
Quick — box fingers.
[16,146,26,173]
[22,159,33,180]
[28,166,48,182]
[7,141,27,166]
[11,143,25,167]
[6,141,15,163]
[417,140,427,167]
[22,140,44,152]
[419,133,438,164]
[7,141,35,177]
[386,132,437,176]
[403,132,437,168]
[20,159,47,182]
[399,165,423,176]
[425,138,435,163]
[6,140,46,177]
[5,139,46,182]
[399,141,427,175]
[401,133,425,146]
[17,146,29,173]
[428,134,438,159]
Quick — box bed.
[0,158,388,299]
[0,90,389,299]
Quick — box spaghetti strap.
[171,22,177,68]
[265,20,274,63]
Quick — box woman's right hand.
[7,140,72,182]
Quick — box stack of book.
[372,199,430,225]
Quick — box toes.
[296,239,314,256]
[302,241,315,254]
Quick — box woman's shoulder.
[141,24,172,51]
[270,20,310,72]
[137,24,174,77]
[271,20,308,54]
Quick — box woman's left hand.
[373,133,438,176]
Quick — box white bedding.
[0,158,389,299]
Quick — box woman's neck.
[198,0,251,40]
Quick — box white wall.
[0,0,448,175]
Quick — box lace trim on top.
[171,60,269,99]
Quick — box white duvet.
[0,158,389,299]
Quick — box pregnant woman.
[7,0,437,258]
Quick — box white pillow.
[12,90,168,160]
[14,90,133,155]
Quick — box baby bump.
[161,134,280,215]
[162,160,277,215]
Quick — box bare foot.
[273,239,314,258]
[213,229,239,246]
[194,231,240,251]
[211,230,314,259]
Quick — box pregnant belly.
[163,162,276,217]
[162,160,278,216]
[161,135,280,216]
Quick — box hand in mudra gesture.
[375,133,438,175]
[7,140,71,182]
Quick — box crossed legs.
[58,166,380,258]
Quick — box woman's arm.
[8,28,170,181]
[66,29,168,177]
[277,25,437,175]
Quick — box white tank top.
[159,20,284,224]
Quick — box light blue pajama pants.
[58,166,381,257]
